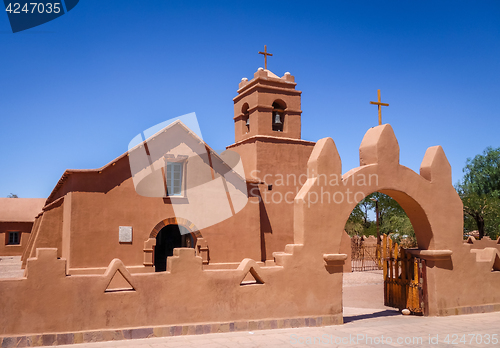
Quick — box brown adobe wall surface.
[465,236,500,250]
[229,138,315,261]
[24,201,63,263]
[340,230,352,273]
[0,242,344,337]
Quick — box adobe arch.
[291,124,476,316]
[293,124,463,257]
[341,187,433,250]
[143,217,203,267]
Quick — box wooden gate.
[383,235,427,315]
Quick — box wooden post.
[412,258,419,311]
[383,234,388,305]
[393,242,399,308]
[401,249,407,310]
[388,238,393,307]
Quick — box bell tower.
[233,68,302,143]
[227,63,315,263]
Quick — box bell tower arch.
[233,68,302,143]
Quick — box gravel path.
[343,269,384,287]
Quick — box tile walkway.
[45,311,500,348]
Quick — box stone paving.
[45,311,500,348]
[2,260,499,347]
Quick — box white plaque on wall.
[119,226,133,243]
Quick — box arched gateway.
[292,124,499,316]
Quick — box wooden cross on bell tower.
[258,45,273,70]
[370,89,389,125]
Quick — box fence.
[350,236,383,272]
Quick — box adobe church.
[17,66,322,275]
[1,57,500,346]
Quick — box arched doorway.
[343,192,420,320]
[143,217,207,268]
[154,224,194,272]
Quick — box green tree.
[456,147,500,239]
[367,192,406,226]
[345,192,416,246]
[345,197,374,236]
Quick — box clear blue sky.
[1,1,499,198]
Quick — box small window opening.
[7,232,20,245]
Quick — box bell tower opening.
[272,100,285,132]
[242,103,250,133]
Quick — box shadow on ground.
[343,309,401,323]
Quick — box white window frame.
[165,161,184,196]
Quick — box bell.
[274,113,282,124]
[246,118,250,126]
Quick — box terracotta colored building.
[19,68,318,274]
[0,198,45,256]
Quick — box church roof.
[0,198,46,222]
[45,120,249,205]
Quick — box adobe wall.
[21,217,41,268]
[465,236,500,250]
[229,138,315,261]
[426,245,500,315]
[255,139,315,259]
[0,222,33,256]
[340,230,352,273]
[25,201,63,262]
[0,243,345,338]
